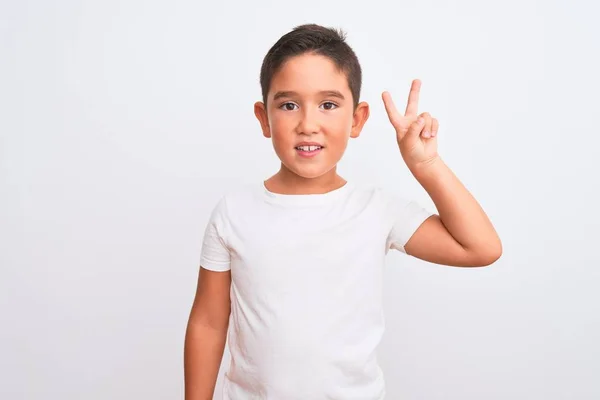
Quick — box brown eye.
[320,102,338,110]
[280,102,298,111]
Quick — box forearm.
[184,321,228,400]
[411,156,502,259]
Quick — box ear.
[254,101,271,138]
[350,101,370,139]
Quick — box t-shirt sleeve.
[385,192,435,254]
[199,197,231,272]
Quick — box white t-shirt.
[200,181,433,400]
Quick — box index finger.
[405,79,421,116]
[382,91,401,127]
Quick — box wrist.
[409,155,444,178]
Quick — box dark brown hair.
[259,24,362,109]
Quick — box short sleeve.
[385,193,435,254]
[199,198,231,272]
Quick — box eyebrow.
[272,90,346,101]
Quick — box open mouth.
[295,145,323,157]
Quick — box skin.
[184,52,503,399]
[254,53,369,195]
[254,53,501,267]
[381,80,502,267]
[184,267,230,400]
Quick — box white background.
[2,0,599,399]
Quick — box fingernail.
[418,118,424,124]
[423,131,431,138]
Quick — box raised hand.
[382,79,439,172]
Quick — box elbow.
[468,239,503,267]
[480,249,502,266]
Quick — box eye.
[279,102,298,111]
[320,102,338,110]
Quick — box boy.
[184,24,502,400]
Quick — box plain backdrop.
[1,0,599,399]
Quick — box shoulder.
[347,182,406,207]
[349,182,432,222]
[210,182,263,216]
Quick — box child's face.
[255,53,369,180]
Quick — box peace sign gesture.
[382,79,440,172]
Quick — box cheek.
[269,115,293,138]
[271,117,290,133]
[269,111,353,144]
[269,119,294,155]
[327,114,354,139]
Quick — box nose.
[296,107,320,135]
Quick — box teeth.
[297,145,322,151]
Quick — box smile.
[295,145,323,158]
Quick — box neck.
[265,165,346,195]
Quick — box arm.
[382,79,502,267]
[184,266,231,399]
[405,157,502,267]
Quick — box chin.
[275,148,340,179]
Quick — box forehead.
[269,53,350,96]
